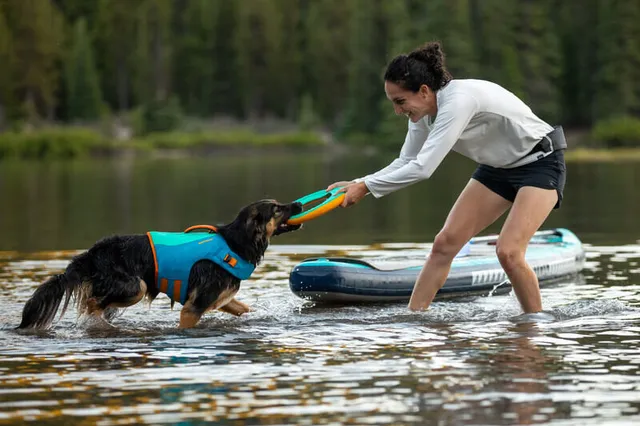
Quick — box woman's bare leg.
[496,186,558,313]
[408,179,512,311]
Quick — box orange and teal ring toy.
[286,187,345,225]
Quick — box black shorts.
[471,149,566,209]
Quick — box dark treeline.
[0,0,639,142]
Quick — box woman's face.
[384,81,437,122]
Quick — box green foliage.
[132,130,324,150]
[0,128,107,159]
[591,116,640,148]
[0,6,14,128]
[416,0,478,77]
[593,0,640,122]
[0,127,324,160]
[1,0,64,121]
[139,96,183,134]
[303,0,351,124]
[65,18,104,121]
[95,0,139,112]
[0,0,639,149]
[234,0,302,119]
[297,93,320,131]
[514,0,562,123]
[341,0,385,138]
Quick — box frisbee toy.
[287,187,345,225]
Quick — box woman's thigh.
[439,178,512,245]
[498,186,558,251]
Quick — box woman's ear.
[419,84,431,99]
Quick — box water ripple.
[1,244,640,424]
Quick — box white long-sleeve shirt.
[358,79,554,198]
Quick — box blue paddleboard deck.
[289,228,585,304]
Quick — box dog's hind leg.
[87,279,148,322]
[218,298,252,316]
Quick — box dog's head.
[219,200,303,265]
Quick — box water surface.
[1,154,639,425]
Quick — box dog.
[18,199,303,330]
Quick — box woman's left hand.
[338,182,370,207]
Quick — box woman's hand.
[338,182,369,207]
[327,181,354,191]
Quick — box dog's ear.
[243,204,271,261]
[221,200,282,265]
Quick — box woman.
[329,41,567,313]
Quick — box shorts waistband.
[507,125,567,168]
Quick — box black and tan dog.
[18,200,302,330]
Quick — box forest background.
[0,0,639,158]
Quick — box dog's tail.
[17,271,81,330]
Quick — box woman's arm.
[364,91,478,198]
[354,119,430,183]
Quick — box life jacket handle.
[184,225,218,233]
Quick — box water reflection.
[0,243,639,424]
[1,154,640,251]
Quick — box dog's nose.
[291,202,303,214]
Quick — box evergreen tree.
[233,2,262,118]
[234,0,302,119]
[210,0,242,116]
[57,0,101,29]
[556,0,599,126]
[65,18,103,121]
[2,0,64,122]
[173,0,218,116]
[471,0,524,98]
[376,0,412,146]
[593,0,640,121]
[304,0,351,125]
[513,0,561,123]
[95,0,139,112]
[133,0,173,106]
[342,0,385,138]
[414,0,478,78]
[0,5,13,128]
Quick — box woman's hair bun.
[408,41,445,70]
[384,40,452,92]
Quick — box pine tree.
[304,0,351,125]
[57,0,101,29]
[593,0,640,121]
[470,0,524,97]
[0,5,13,128]
[342,0,385,138]
[65,18,103,121]
[210,0,242,116]
[173,0,218,116]
[133,0,173,106]
[376,0,412,146]
[414,0,478,78]
[2,0,64,122]
[234,0,302,119]
[556,0,598,126]
[95,0,139,112]
[513,0,561,123]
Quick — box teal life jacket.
[147,225,255,305]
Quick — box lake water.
[1,152,639,425]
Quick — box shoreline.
[1,127,639,162]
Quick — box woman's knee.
[432,230,467,259]
[496,241,525,270]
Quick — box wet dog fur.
[17,200,302,330]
